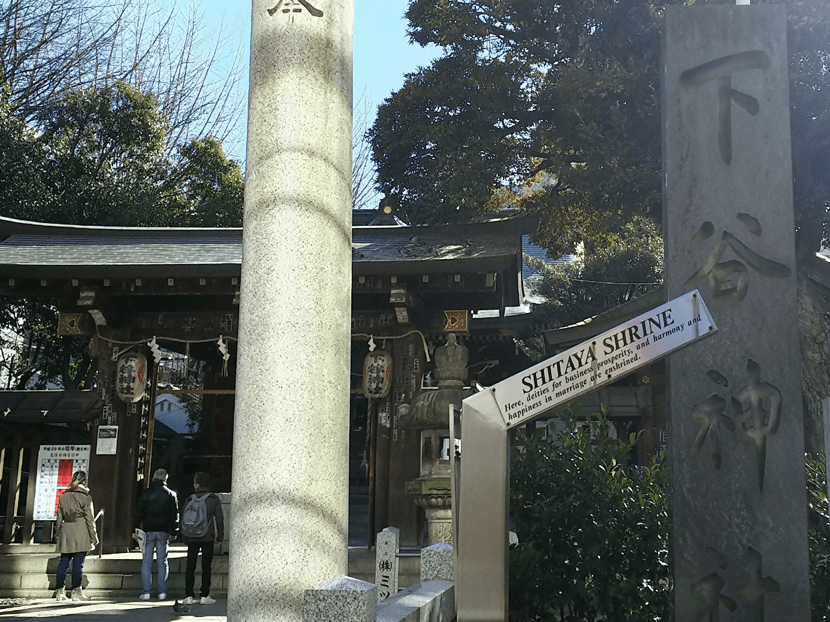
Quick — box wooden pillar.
[88,335,143,553]
[386,334,424,548]
[366,397,378,540]
[21,432,40,543]
[372,396,391,536]
[2,434,22,544]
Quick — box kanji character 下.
[680,51,770,165]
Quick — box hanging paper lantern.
[363,350,392,399]
[117,351,148,403]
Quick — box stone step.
[0,556,229,574]
[0,547,422,599]
[0,549,227,574]
[0,592,233,601]
[0,544,52,555]
[0,572,228,593]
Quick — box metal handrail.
[94,509,104,558]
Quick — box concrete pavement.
[0,597,227,621]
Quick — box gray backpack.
[181,493,210,538]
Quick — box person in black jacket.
[181,471,224,606]
[133,468,179,601]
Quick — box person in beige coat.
[54,471,99,602]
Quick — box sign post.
[455,290,717,621]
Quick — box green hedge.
[807,453,830,621]
[509,415,830,620]
[509,414,671,621]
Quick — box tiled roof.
[352,227,521,273]
[0,234,242,266]
[0,215,535,278]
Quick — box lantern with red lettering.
[116,351,148,403]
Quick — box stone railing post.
[303,577,376,622]
[420,542,454,583]
[375,526,400,602]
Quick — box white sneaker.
[71,588,90,601]
[200,595,216,605]
[158,593,167,601]
[182,596,197,605]
[55,587,67,602]
[139,593,151,601]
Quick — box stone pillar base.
[303,576,376,622]
[424,508,452,545]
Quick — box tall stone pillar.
[663,6,810,620]
[228,1,352,621]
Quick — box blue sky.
[199,0,439,165]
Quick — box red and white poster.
[33,445,91,521]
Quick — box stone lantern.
[399,334,470,544]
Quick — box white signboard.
[96,425,118,455]
[492,290,717,429]
[33,445,91,521]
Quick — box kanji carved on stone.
[680,51,771,164]
[687,215,790,304]
[268,0,323,18]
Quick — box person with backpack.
[54,470,99,602]
[180,471,224,606]
[133,468,179,601]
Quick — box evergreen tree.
[172,136,244,228]
[370,0,830,258]
[527,219,664,330]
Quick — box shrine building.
[0,212,538,551]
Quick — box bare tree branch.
[353,90,380,211]
[0,0,246,159]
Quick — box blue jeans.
[141,532,170,595]
[56,551,86,590]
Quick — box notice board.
[33,445,91,521]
